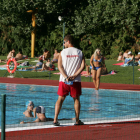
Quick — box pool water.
[0,83,140,126]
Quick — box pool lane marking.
[1,117,140,132]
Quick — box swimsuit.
[90,57,102,70]
[93,58,102,62]
[94,66,101,70]
[90,66,101,70]
[52,59,58,62]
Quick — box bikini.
[90,58,102,70]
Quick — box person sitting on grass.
[41,48,51,60]
[15,49,23,61]
[20,106,53,124]
[7,49,15,60]
[123,50,129,61]
[0,49,15,63]
[135,52,140,62]
[41,59,51,71]
[138,58,140,66]
[23,101,36,118]
[117,52,123,61]
[52,49,59,63]
[124,51,134,66]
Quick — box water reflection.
[6,83,17,93]
[89,90,100,111]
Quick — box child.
[20,106,53,124]
[117,52,123,61]
[23,101,36,117]
[41,59,51,71]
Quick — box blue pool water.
[0,83,140,126]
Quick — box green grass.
[0,56,140,85]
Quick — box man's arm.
[58,52,68,80]
[68,54,85,81]
[127,55,134,64]
[33,107,36,118]
[20,118,40,124]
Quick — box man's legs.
[73,96,81,124]
[54,95,66,123]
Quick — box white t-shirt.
[59,47,83,82]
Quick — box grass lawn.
[0,56,140,85]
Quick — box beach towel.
[0,65,7,67]
[113,62,124,65]
[31,60,39,62]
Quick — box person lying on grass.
[20,57,43,71]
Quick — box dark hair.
[64,35,74,45]
[19,49,23,54]
[43,48,48,52]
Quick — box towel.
[113,62,124,65]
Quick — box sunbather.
[0,49,15,63]
[21,58,43,71]
[135,52,140,61]
[15,49,23,61]
[40,48,51,60]
[7,49,15,60]
[124,51,134,66]
[41,59,51,71]
[52,49,59,63]
[117,52,123,61]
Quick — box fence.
[0,83,140,140]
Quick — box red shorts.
[57,82,82,98]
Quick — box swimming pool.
[0,83,140,126]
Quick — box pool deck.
[0,77,140,140]
[0,77,139,91]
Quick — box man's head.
[36,106,45,114]
[64,35,74,48]
[26,101,34,111]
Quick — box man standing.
[53,35,85,126]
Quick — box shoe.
[53,122,60,126]
[74,120,84,125]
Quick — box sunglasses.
[63,41,67,44]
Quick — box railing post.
[133,59,134,84]
[1,94,6,140]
